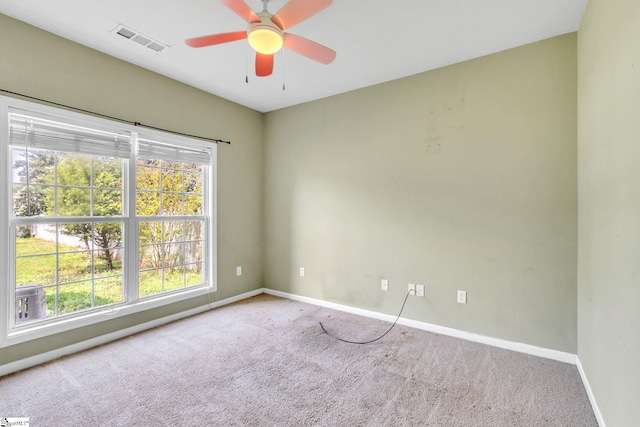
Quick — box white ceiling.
[0,0,588,113]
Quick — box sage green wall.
[264,34,577,353]
[577,0,640,425]
[0,14,264,365]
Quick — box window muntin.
[4,103,214,332]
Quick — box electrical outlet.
[236,266,242,276]
[457,290,467,304]
[381,279,389,291]
[416,284,425,297]
[299,267,305,277]
[408,283,415,295]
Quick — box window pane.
[58,251,90,283]
[162,160,183,170]
[184,171,202,193]
[139,270,162,297]
[137,191,160,216]
[27,150,56,184]
[58,223,91,250]
[16,255,56,286]
[13,184,53,217]
[185,263,203,287]
[186,164,202,174]
[12,184,26,216]
[136,164,160,191]
[185,221,203,241]
[184,195,202,215]
[15,228,56,255]
[10,148,55,186]
[93,190,122,216]
[94,159,122,189]
[139,244,162,270]
[164,267,184,291]
[94,249,123,278]
[137,157,161,168]
[164,221,185,242]
[12,148,27,183]
[163,243,184,267]
[43,286,56,318]
[56,156,91,187]
[15,284,51,323]
[139,221,162,245]
[57,187,91,216]
[185,241,203,264]
[162,168,183,192]
[161,193,183,215]
[92,222,123,251]
[95,277,123,306]
[57,281,94,315]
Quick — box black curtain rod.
[0,88,231,145]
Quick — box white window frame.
[0,95,217,347]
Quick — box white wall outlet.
[381,279,389,291]
[416,284,425,297]
[236,266,242,276]
[457,290,467,304]
[299,267,305,277]
[408,283,416,295]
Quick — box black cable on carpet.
[319,288,414,344]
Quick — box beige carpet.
[0,294,597,426]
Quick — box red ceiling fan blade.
[220,0,260,23]
[272,0,332,30]
[283,33,336,64]
[255,52,274,77]
[186,31,247,48]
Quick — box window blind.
[8,112,131,158]
[137,136,212,165]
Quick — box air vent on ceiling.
[146,42,165,52]
[112,24,168,53]
[116,27,136,39]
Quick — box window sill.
[2,285,214,348]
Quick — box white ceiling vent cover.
[113,24,168,53]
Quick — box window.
[1,97,216,343]
[135,136,209,297]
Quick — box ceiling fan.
[186,0,336,77]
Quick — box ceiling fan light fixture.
[247,23,283,55]
[185,0,336,77]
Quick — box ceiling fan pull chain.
[245,45,249,83]
[282,48,286,91]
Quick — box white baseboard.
[208,288,263,309]
[576,357,606,427]
[263,288,577,364]
[0,289,262,378]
